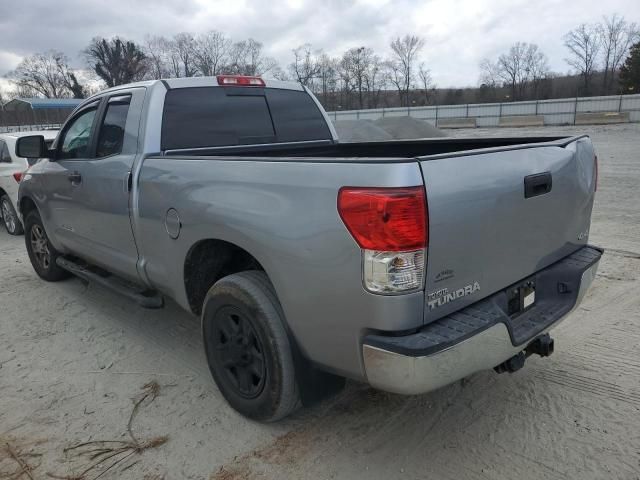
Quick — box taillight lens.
[337,186,427,251]
[13,172,23,183]
[216,75,266,87]
[338,186,428,294]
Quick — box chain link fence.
[328,94,640,127]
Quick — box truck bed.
[161,136,576,160]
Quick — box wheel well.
[0,187,7,199]
[20,197,38,218]
[184,239,265,315]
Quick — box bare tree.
[384,59,406,107]
[193,31,231,76]
[144,35,171,79]
[61,70,87,98]
[564,23,601,93]
[479,58,501,88]
[314,54,338,108]
[289,44,321,87]
[85,37,147,88]
[226,39,277,76]
[598,14,640,93]
[171,33,198,77]
[341,47,375,108]
[479,43,547,101]
[498,42,530,100]
[417,62,434,104]
[0,84,21,104]
[524,43,549,98]
[364,54,384,108]
[389,35,425,106]
[7,51,81,98]
[267,65,289,81]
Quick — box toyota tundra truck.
[16,75,601,421]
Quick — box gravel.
[1,123,639,480]
[334,116,446,142]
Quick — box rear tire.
[24,210,70,282]
[1,195,23,235]
[202,271,300,422]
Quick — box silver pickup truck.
[17,76,601,421]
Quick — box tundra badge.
[428,282,481,310]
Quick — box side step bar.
[56,257,164,309]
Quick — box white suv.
[0,130,58,235]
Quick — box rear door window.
[96,95,131,158]
[161,86,332,151]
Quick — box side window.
[58,108,98,160]
[0,141,11,163]
[96,95,131,158]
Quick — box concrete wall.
[575,112,630,125]
[498,115,544,127]
[328,94,640,128]
[438,118,477,128]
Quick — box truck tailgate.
[421,137,597,323]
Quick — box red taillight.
[594,154,598,192]
[216,75,266,87]
[337,186,427,251]
[13,172,23,183]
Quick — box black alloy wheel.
[209,305,267,399]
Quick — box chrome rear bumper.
[363,247,601,395]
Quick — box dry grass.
[46,381,168,480]
[1,441,43,480]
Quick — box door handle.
[68,171,82,184]
[524,172,552,198]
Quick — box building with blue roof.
[2,98,83,112]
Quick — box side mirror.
[16,135,49,160]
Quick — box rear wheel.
[202,271,300,422]
[1,195,23,235]
[24,210,70,281]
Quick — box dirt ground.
[1,123,639,480]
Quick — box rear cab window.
[161,86,331,151]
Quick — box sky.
[0,0,639,93]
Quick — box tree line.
[480,14,639,102]
[3,13,639,111]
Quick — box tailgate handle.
[524,172,552,199]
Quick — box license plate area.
[507,280,536,317]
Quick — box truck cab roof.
[84,76,305,104]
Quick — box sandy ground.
[1,123,639,480]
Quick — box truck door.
[43,101,100,253]
[51,88,145,283]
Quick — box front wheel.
[24,210,70,282]
[1,195,23,235]
[202,271,300,422]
